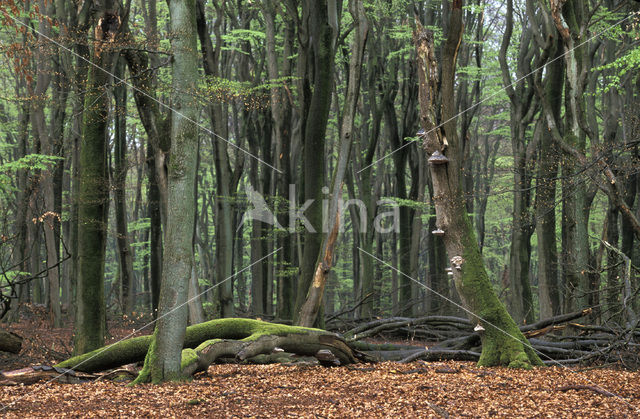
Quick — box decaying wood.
[0,366,95,385]
[0,330,23,354]
[345,307,639,367]
[297,205,342,327]
[399,349,481,363]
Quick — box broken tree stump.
[0,329,22,354]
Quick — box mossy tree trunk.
[294,0,339,323]
[74,5,120,354]
[138,0,201,383]
[413,1,542,369]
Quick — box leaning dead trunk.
[297,210,341,327]
[413,5,542,368]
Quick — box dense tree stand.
[54,319,363,383]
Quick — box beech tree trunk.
[74,5,120,354]
[113,59,136,315]
[294,0,338,322]
[139,0,201,383]
[536,36,563,319]
[414,2,542,368]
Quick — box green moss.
[456,209,543,369]
[56,335,152,372]
[180,348,199,371]
[58,319,331,384]
[194,338,223,352]
[184,318,320,346]
[131,334,156,385]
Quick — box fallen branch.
[557,385,615,397]
[399,349,481,363]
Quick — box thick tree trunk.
[414,5,542,368]
[140,0,200,383]
[294,0,338,322]
[536,36,563,319]
[74,7,120,354]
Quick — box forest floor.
[1,307,640,418]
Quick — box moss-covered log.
[55,319,362,379]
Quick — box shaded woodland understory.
[1,0,640,406]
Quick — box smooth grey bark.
[188,150,205,325]
[113,59,136,315]
[144,0,200,383]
